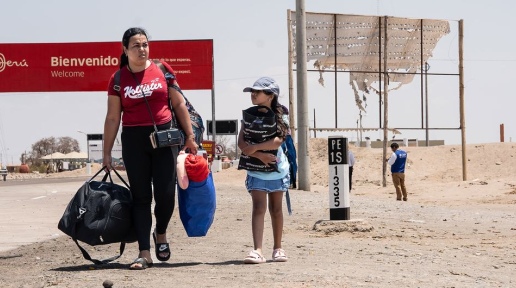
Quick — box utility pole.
[382,16,389,188]
[287,9,296,141]
[425,62,430,147]
[296,0,311,191]
[459,19,467,181]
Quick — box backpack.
[58,168,136,265]
[238,105,279,172]
[113,60,204,150]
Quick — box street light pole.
[77,130,89,162]
[77,130,91,175]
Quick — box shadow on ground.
[51,261,203,271]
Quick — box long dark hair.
[119,27,149,69]
[270,94,288,140]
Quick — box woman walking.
[103,27,198,270]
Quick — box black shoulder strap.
[113,70,121,95]
[153,60,180,90]
[153,60,168,76]
[113,69,123,111]
[152,60,177,117]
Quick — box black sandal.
[129,257,153,270]
[153,230,171,262]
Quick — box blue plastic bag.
[282,135,297,187]
[177,172,216,237]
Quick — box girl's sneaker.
[244,250,266,264]
[272,248,288,262]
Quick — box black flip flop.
[129,257,153,270]
[153,231,171,262]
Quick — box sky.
[0,0,515,165]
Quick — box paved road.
[0,176,91,187]
[0,177,90,252]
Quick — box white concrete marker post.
[328,136,350,220]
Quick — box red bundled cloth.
[184,154,210,182]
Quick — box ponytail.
[119,53,128,69]
[271,96,287,140]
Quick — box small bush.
[29,164,47,174]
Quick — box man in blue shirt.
[386,143,408,201]
[348,149,355,191]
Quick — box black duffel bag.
[58,167,136,265]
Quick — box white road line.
[51,191,58,194]
[31,196,46,200]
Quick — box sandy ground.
[0,141,515,288]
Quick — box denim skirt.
[245,174,290,193]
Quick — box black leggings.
[122,122,178,252]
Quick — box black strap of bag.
[73,239,126,266]
[113,60,176,125]
[113,61,182,150]
[71,167,130,265]
[127,65,162,134]
[153,61,175,114]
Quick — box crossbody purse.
[128,66,181,149]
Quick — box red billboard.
[0,40,213,92]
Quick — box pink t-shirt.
[107,61,177,127]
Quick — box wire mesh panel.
[290,12,450,113]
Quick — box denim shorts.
[245,174,290,193]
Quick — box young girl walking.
[238,77,290,264]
